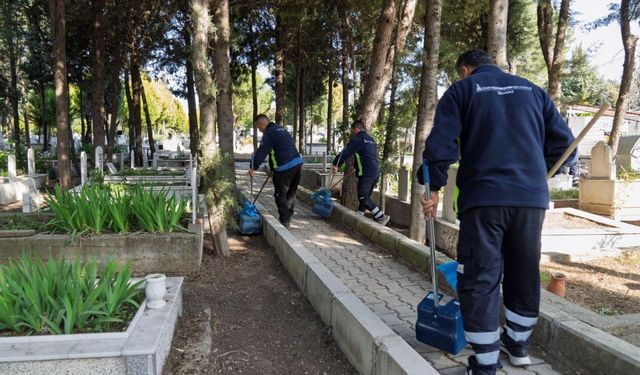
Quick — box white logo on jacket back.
[475,83,532,96]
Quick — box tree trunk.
[251,63,258,151]
[537,0,570,103]
[39,82,49,151]
[124,70,135,155]
[488,0,509,69]
[9,40,19,145]
[298,67,305,153]
[609,0,638,153]
[293,42,301,147]
[91,0,106,148]
[191,0,217,157]
[341,41,350,142]
[140,78,155,161]
[409,0,442,243]
[23,98,30,147]
[274,14,286,126]
[212,0,235,161]
[356,0,417,131]
[548,0,570,103]
[186,57,199,157]
[49,0,72,190]
[536,0,554,71]
[340,23,358,209]
[130,59,143,166]
[106,0,125,161]
[327,67,333,153]
[80,87,86,143]
[379,49,400,212]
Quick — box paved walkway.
[238,170,563,375]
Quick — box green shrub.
[0,256,143,336]
[549,188,578,200]
[0,215,47,231]
[617,168,640,182]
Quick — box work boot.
[500,331,532,366]
[466,355,498,375]
[375,214,390,226]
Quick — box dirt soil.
[543,211,611,229]
[163,232,357,375]
[540,250,640,315]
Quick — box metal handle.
[250,153,254,202]
[422,160,439,306]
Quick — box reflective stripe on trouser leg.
[465,328,500,365]
[505,308,538,342]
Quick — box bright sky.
[572,0,640,82]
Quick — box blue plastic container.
[415,292,467,354]
[238,201,261,235]
[312,188,333,218]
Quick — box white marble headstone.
[8,154,16,179]
[130,150,135,169]
[95,146,104,170]
[590,141,616,180]
[106,163,118,174]
[27,148,35,176]
[80,151,88,186]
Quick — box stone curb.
[295,186,640,375]
[238,189,438,375]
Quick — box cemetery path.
[163,232,357,375]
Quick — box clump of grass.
[550,188,578,200]
[0,256,143,336]
[540,271,551,285]
[617,168,640,182]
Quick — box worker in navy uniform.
[419,49,575,375]
[332,120,390,226]
[249,114,303,228]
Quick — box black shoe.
[466,356,498,375]
[375,214,390,226]
[500,332,531,366]
[281,221,290,229]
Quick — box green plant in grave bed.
[617,168,640,182]
[0,256,143,336]
[44,184,186,235]
[549,188,578,200]
[129,185,187,232]
[0,215,45,230]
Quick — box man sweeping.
[419,49,575,375]
[249,114,303,228]
[332,120,390,226]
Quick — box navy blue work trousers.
[457,206,545,372]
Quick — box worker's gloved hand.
[248,169,256,178]
[421,191,439,219]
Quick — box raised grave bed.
[0,276,183,375]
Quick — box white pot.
[145,273,167,309]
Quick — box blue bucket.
[238,200,261,235]
[312,188,333,218]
